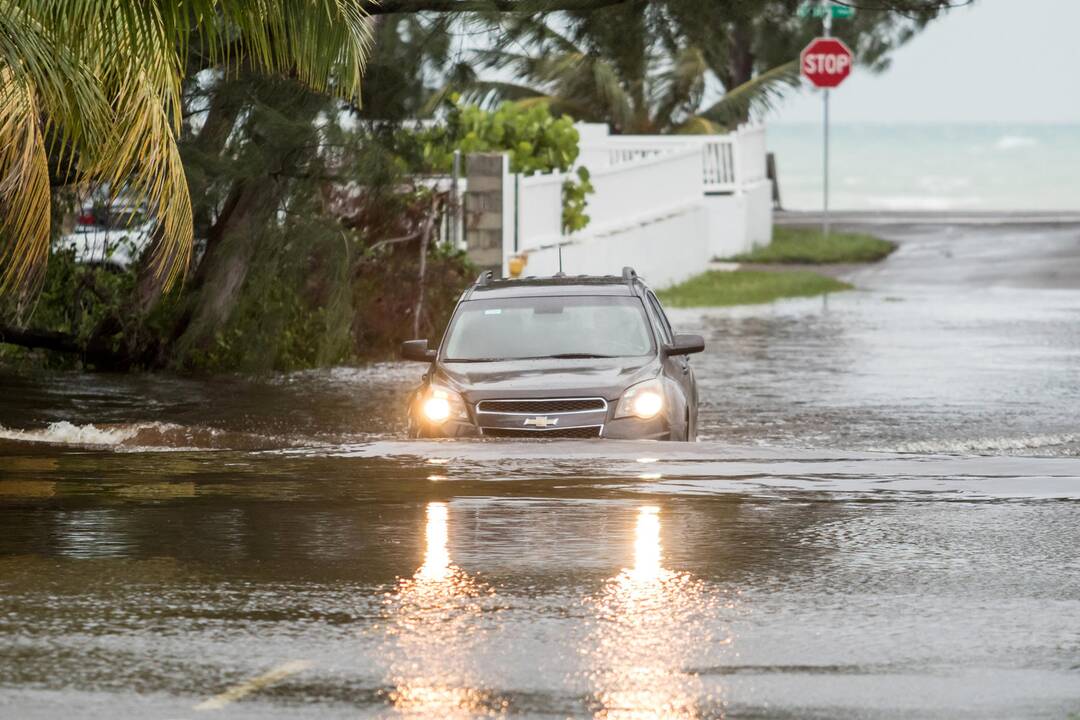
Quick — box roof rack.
[475,270,493,286]
[622,266,638,287]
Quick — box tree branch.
[362,0,637,14]
[0,325,82,355]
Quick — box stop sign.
[801,37,853,88]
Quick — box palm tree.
[457,6,800,135]
[454,0,941,135]
[0,0,372,293]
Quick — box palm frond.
[651,46,707,132]
[0,69,51,294]
[177,0,374,102]
[671,116,722,135]
[0,3,110,174]
[452,80,549,111]
[498,15,582,56]
[697,59,801,128]
[586,58,635,130]
[0,0,375,296]
[96,73,194,289]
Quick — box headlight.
[615,379,665,419]
[421,386,468,424]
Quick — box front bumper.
[412,414,670,440]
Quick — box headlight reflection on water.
[631,506,662,581]
[417,502,451,581]
[382,501,504,718]
[382,502,731,719]
[584,505,726,719]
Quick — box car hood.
[436,357,660,401]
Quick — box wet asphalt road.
[1,221,1079,718]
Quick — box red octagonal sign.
[801,37,853,88]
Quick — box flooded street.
[2,221,1080,718]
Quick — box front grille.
[482,426,602,439]
[476,398,606,414]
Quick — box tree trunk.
[168,177,283,361]
[411,196,438,339]
[0,324,131,368]
[0,325,81,354]
[729,21,755,88]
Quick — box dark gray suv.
[402,268,704,440]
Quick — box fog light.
[423,396,451,423]
[632,391,663,419]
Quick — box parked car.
[57,198,154,268]
[402,267,704,440]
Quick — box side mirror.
[665,333,705,356]
[401,339,436,362]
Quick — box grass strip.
[658,269,852,308]
[722,226,896,264]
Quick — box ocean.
[767,124,1080,212]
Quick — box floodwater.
[1,221,1079,718]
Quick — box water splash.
[0,421,312,452]
[880,433,1080,456]
[0,421,140,447]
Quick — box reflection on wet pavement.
[2,223,1080,717]
[382,502,503,718]
[1,447,1079,718]
[584,506,723,719]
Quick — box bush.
[399,96,593,233]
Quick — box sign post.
[800,11,853,238]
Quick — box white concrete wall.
[705,194,746,260]
[705,181,774,259]
[745,180,774,249]
[574,123,614,170]
[514,202,710,289]
[516,172,563,251]
[585,148,702,234]
[495,123,773,284]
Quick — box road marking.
[194,660,312,711]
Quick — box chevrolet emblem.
[524,416,558,428]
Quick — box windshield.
[442,295,655,361]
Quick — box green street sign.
[797,2,856,19]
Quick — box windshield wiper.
[446,353,618,362]
[541,353,618,359]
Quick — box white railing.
[736,125,767,186]
[434,124,769,251]
[702,136,738,191]
[584,125,765,194]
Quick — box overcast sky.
[770,0,1080,124]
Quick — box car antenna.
[557,244,564,275]
[622,266,637,287]
[475,270,492,286]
